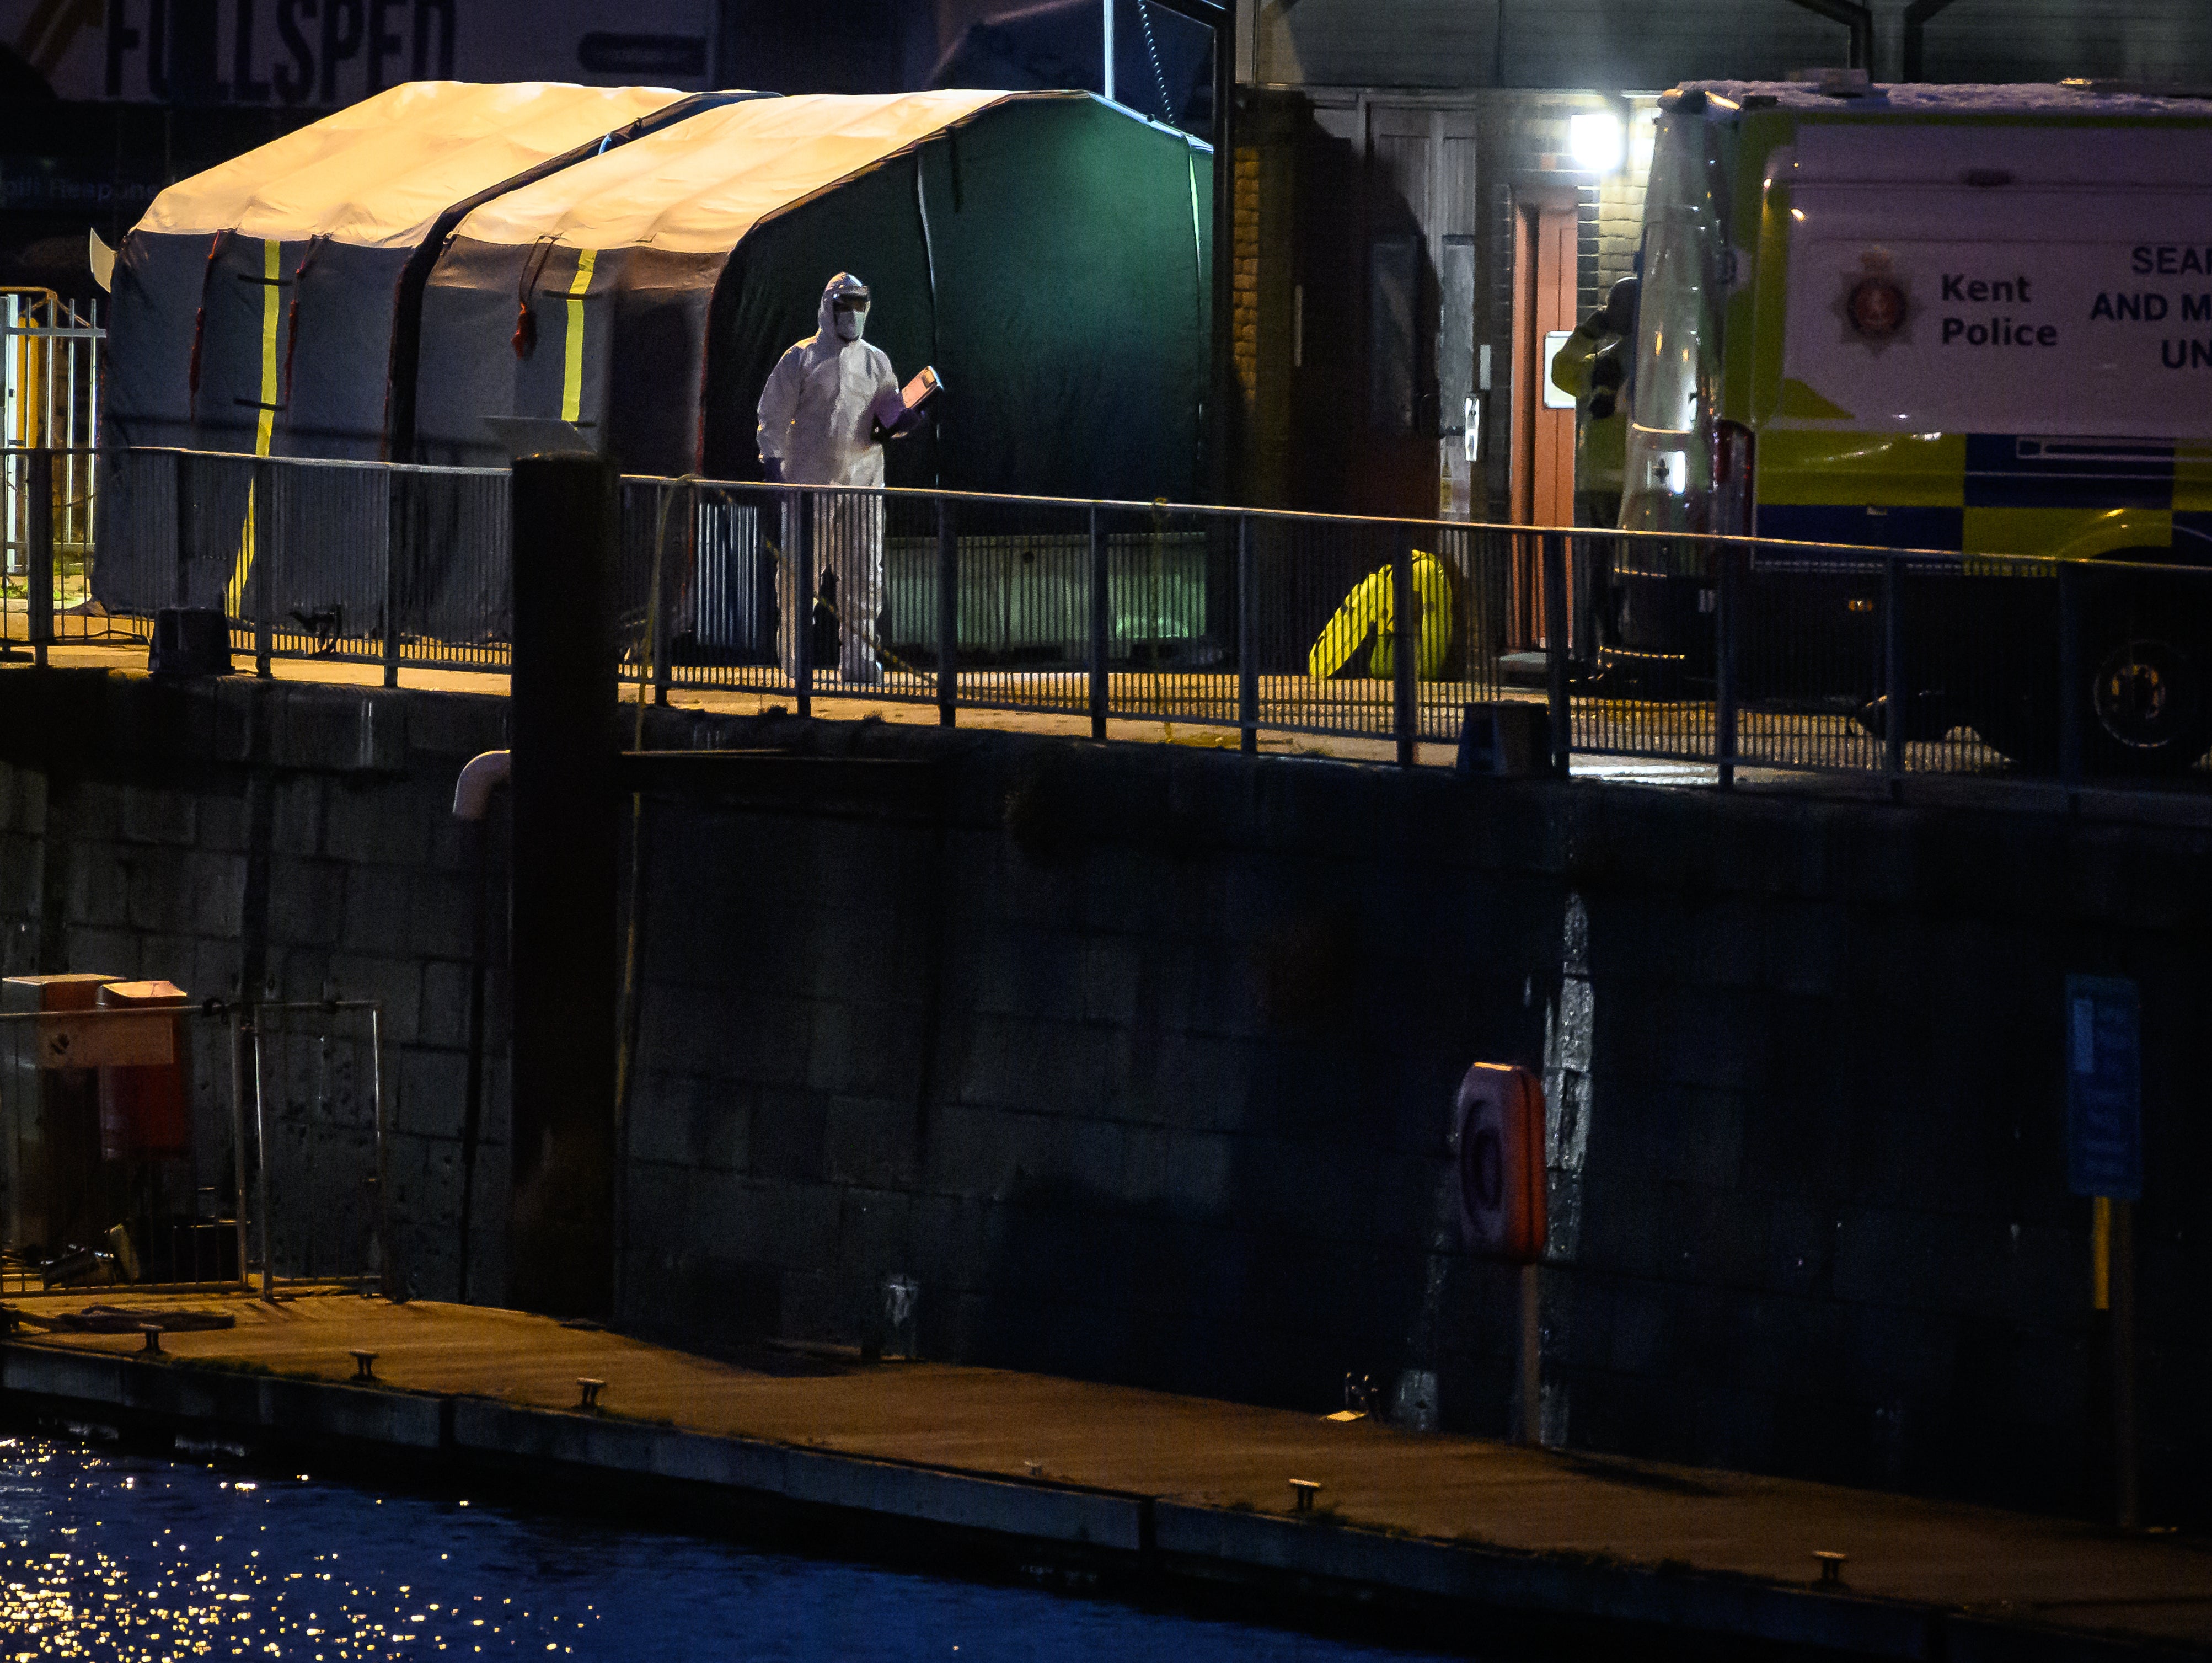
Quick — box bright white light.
[1570,111,1626,173]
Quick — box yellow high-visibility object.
[1308,553,1454,680]
[225,237,285,617]
[1549,325,1626,494]
[561,249,597,424]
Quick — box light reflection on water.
[0,1437,1453,1660]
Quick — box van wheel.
[1970,569,2212,776]
[2083,618,2210,773]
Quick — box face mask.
[833,306,865,343]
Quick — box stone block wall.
[613,711,2212,1525]
[5,671,2207,1526]
[0,672,512,1303]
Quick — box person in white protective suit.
[758,272,909,685]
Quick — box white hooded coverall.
[757,272,903,682]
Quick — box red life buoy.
[1454,1062,1546,1262]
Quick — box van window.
[1638,222,1709,435]
[1627,113,1730,531]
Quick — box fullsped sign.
[1,0,715,106]
[1783,218,2212,440]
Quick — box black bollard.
[507,452,621,1320]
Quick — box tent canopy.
[96,84,1217,666]
[451,89,1007,254]
[417,89,1213,502]
[104,80,711,464]
[95,80,737,628]
[135,82,690,249]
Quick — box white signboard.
[1540,330,1576,410]
[1783,221,2212,439]
[4,0,716,107]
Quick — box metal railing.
[14,442,2212,794]
[617,477,1508,764]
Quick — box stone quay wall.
[1,669,2204,1525]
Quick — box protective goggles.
[832,290,871,314]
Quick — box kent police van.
[1616,79,2212,772]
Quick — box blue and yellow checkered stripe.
[1755,431,2212,562]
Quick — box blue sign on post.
[2065,975,2142,1201]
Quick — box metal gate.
[2,291,103,638]
[0,991,388,1298]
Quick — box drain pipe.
[454,750,511,822]
[451,748,509,1303]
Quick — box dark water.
[0,1437,1456,1660]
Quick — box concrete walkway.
[2,1287,2204,1657]
[26,639,2212,825]
[30,639,1477,767]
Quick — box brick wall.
[1231,93,1303,508]
[6,673,2208,1524]
[1593,104,1655,301]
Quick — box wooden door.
[1509,186,1579,644]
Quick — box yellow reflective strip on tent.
[561,248,596,424]
[226,237,285,616]
[256,238,281,457]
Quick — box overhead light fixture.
[1570,111,1626,174]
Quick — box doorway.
[1508,184,1578,645]
[1354,101,1479,521]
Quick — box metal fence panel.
[0,999,384,1296]
[45,448,2212,793]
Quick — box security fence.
[9,443,2212,792]
[618,477,1508,758]
[0,994,388,1299]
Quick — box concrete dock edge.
[0,1344,2198,1663]
[1152,1500,1935,1657]
[450,1398,1146,1550]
